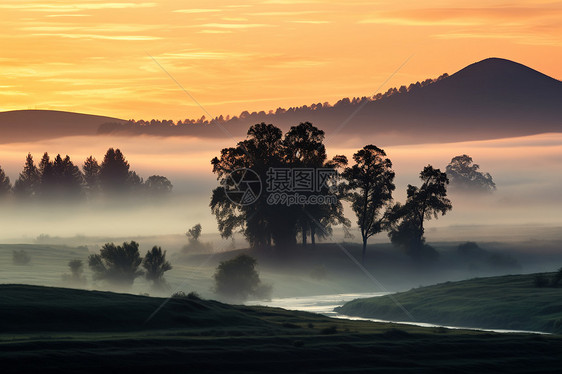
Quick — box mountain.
[99,58,562,145]
[1,58,561,145]
[0,110,125,143]
[342,57,562,144]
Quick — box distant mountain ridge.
[1,58,560,145]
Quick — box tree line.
[0,148,172,200]
[211,122,456,262]
[98,73,449,135]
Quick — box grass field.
[1,284,562,373]
[336,273,562,334]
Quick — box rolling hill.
[2,284,562,373]
[335,272,562,333]
[0,109,125,143]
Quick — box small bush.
[213,254,272,302]
[320,325,338,335]
[12,250,31,265]
[534,274,549,288]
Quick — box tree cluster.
[88,241,172,290]
[210,122,349,249]
[211,122,454,261]
[0,148,172,200]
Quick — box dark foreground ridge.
[336,272,562,334]
[1,284,562,373]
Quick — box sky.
[0,0,561,121]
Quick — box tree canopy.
[446,154,496,193]
[342,145,395,262]
[210,122,347,250]
[388,165,452,260]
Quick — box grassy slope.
[1,285,562,373]
[336,273,562,333]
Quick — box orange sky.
[0,0,560,120]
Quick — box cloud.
[194,23,273,29]
[173,9,222,14]
[288,20,330,24]
[0,3,157,12]
[359,6,562,27]
[31,33,161,41]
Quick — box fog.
[1,132,561,300]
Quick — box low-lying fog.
[1,132,561,300]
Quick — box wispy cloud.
[288,20,330,24]
[195,23,273,29]
[173,9,222,14]
[0,2,157,12]
[31,33,161,41]
[359,6,562,27]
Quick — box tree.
[210,122,348,250]
[36,153,83,199]
[83,156,101,196]
[38,152,54,196]
[145,175,173,195]
[213,254,270,302]
[186,223,202,244]
[88,241,144,288]
[446,154,496,193]
[99,148,131,194]
[0,165,11,196]
[342,145,395,262]
[211,123,286,248]
[14,153,40,198]
[142,246,172,290]
[388,165,452,260]
[283,122,349,246]
[62,259,87,285]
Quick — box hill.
[335,272,562,333]
[1,284,562,373]
[0,109,125,143]
[99,57,562,145]
[2,58,561,145]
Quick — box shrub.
[534,274,549,288]
[12,250,31,265]
[213,254,272,302]
[88,241,143,288]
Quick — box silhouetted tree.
[283,122,349,246]
[211,123,285,248]
[38,152,54,195]
[342,145,395,262]
[14,153,40,198]
[145,175,173,195]
[213,254,271,302]
[83,156,101,196]
[388,165,452,260]
[99,148,131,194]
[211,122,348,250]
[446,154,496,192]
[62,259,87,285]
[0,165,11,196]
[142,246,172,290]
[88,241,144,288]
[186,223,202,244]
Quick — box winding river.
[248,292,548,335]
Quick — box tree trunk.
[302,227,307,246]
[311,225,316,246]
[362,236,368,263]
